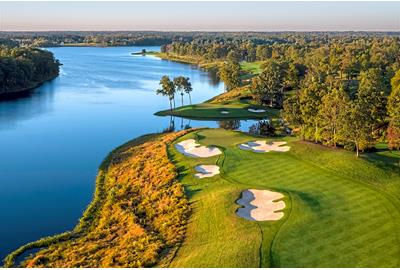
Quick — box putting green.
[155,101,279,120]
[167,128,400,267]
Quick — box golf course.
[155,100,279,120]
[6,127,400,267]
[167,128,400,267]
[3,30,400,268]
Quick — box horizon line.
[1,29,400,33]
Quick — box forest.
[0,41,60,96]
[158,34,400,156]
[1,31,399,47]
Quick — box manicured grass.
[364,143,400,169]
[155,100,279,120]
[240,61,265,75]
[168,128,400,267]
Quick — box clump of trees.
[0,45,60,96]
[14,130,192,268]
[158,34,400,157]
[218,61,241,91]
[156,76,192,110]
[283,68,399,157]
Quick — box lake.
[0,46,258,260]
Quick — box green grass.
[155,100,279,120]
[239,61,265,81]
[240,61,265,75]
[364,143,400,169]
[168,128,400,267]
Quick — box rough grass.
[155,100,279,120]
[207,86,253,104]
[169,129,400,267]
[6,131,193,268]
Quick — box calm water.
[0,46,258,260]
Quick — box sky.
[0,1,399,32]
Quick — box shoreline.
[0,74,59,100]
[3,131,193,267]
[3,133,158,267]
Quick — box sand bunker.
[248,108,266,113]
[194,165,220,178]
[239,141,290,153]
[236,189,285,221]
[175,139,222,158]
[220,110,230,114]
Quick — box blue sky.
[0,1,399,31]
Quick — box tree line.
[3,31,399,48]
[283,69,400,156]
[0,44,60,96]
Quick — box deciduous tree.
[218,61,241,91]
[387,70,400,150]
[251,60,284,107]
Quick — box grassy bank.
[4,131,192,268]
[168,129,400,267]
[146,52,221,70]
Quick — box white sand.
[194,165,220,178]
[248,108,266,113]
[239,141,290,153]
[236,189,285,221]
[221,110,230,114]
[175,139,222,158]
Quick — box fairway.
[168,129,400,267]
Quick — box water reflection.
[205,68,220,86]
[0,80,57,130]
[249,120,276,136]
[218,120,241,130]
[161,116,267,134]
